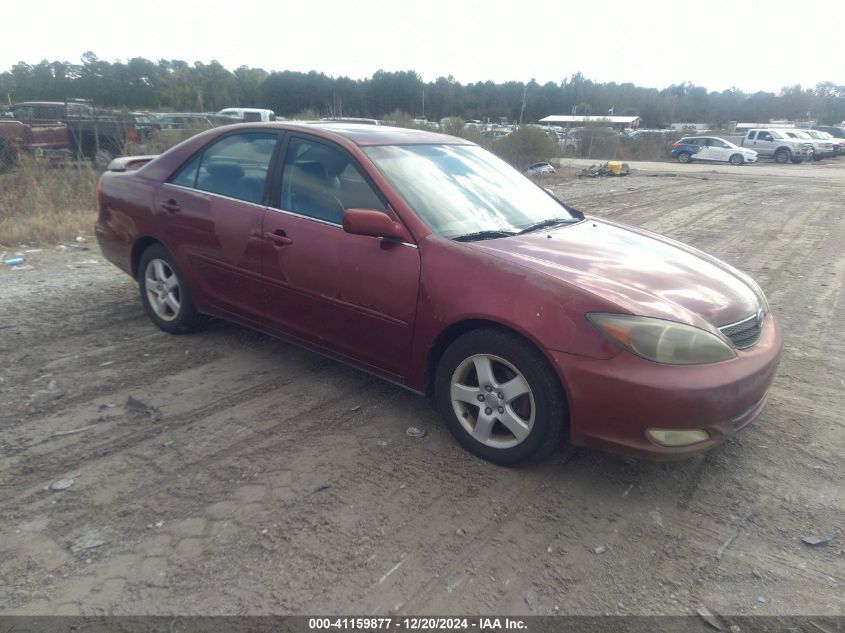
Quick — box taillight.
[96,177,104,204]
[127,128,138,143]
[673,142,684,148]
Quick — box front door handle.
[264,229,293,246]
[160,199,181,213]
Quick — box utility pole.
[519,84,528,125]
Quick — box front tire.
[138,244,205,334]
[729,153,744,166]
[774,148,791,164]
[434,328,568,465]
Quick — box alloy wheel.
[450,354,536,449]
[144,258,182,321]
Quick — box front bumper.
[549,313,783,459]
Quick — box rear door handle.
[264,229,293,246]
[160,199,181,213]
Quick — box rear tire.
[138,244,206,334]
[729,154,744,166]
[0,138,18,173]
[434,328,568,465]
[677,152,691,164]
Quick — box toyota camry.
[96,123,782,465]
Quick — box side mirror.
[343,208,409,242]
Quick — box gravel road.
[1,159,842,619]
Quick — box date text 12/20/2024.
[308,617,527,631]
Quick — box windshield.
[364,144,577,238]
[789,130,811,139]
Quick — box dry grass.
[0,127,210,246]
[0,156,99,245]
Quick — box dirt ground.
[0,157,843,620]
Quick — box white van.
[216,108,276,122]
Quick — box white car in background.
[216,108,277,122]
[523,161,556,177]
[672,136,758,165]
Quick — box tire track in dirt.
[2,165,844,616]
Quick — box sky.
[2,0,843,93]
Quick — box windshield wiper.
[517,217,581,235]
[452,229,517,242]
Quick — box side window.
[13,106,35,120]
[759,132,773,142]
[747,132,756,140]
[279,137,386,224]
[168,132,278,204]
[170,154,201,188]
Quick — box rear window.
[168,132,279,204]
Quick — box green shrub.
[440,117,465,136]
[492,126,559,169]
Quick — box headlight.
[587,314,736,365]
[792,142,802,150]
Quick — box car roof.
[275,122,472,147]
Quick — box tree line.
[2,52,844,127]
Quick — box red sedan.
[96,123,782,465]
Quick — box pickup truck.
[788,129,836,159]
[0,120,71,172]
[728,129,814,164]
[9,101,137,165]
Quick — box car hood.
[470,218,761,329]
